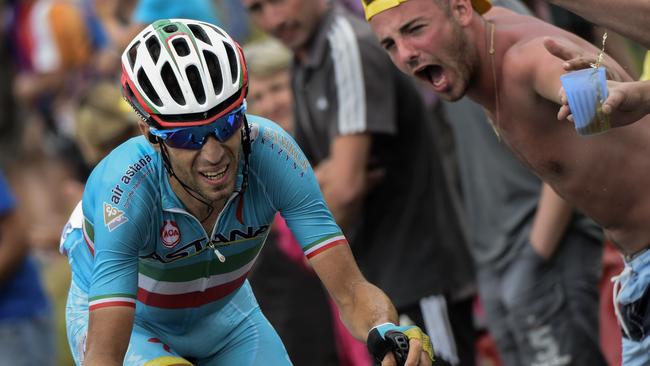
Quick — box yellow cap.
[362,0,492,21]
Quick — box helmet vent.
[127,41,140,70]
[189,24,211,45]
[206,24,227,38]
[163,24,178,33]
[161,62,186,105]
[145,36,161,63]
[203,51,223,95]
[172,39,190,57]
[223,43,239,84]
[137,68,162,107]
[186,65,206,104]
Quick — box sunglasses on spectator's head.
[149,103,247,150]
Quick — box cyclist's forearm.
[85,307,135,366]
[337,280,399,340]
[310,244,398,340]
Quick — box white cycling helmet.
[121,19,248,128]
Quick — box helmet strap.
[158,141,215,222]
[240,116,251,192]
[235,116,251,224]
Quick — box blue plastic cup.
[560,67,610,136]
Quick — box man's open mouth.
[416,65,445,87]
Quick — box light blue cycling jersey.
[61,116,346,338]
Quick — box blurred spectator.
[436,2,606,365]
[8,0,92,134]
[96,0,222,53]
[599,241,624,366]
[244,1,477,365]
[0,0,20,168]
[60,80,141,204]
[75,81,140,169]
[0,170,54,366]
[214,0,253,42]
[245,38,293,132]
[441,96,605,366]
[336,0,363,17]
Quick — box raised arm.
[545,0,650,48]
[542,37,650,127]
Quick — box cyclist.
[60,19,433,366]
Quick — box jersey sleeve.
[251,119,348,259]
[82,145,157,311]
[329,21,398,137]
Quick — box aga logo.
[160,220,181,248]
[103,202,129,232]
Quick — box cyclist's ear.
[147,132,159,144]
[138,122,159,145]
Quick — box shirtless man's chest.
[489,85,650,255]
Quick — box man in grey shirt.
[440,1,605,364]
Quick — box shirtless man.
[363,0,650,364]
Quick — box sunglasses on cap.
[149,103,247,150]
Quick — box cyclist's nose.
[200,135,226,162]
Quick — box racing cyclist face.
[142,122,242,211]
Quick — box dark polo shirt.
[291,5,474,307]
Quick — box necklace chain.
[486,20,501,140]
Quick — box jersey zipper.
[208,192,240,262]
[164,191,240,263]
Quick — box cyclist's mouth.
[200,164,229,183]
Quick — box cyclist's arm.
[315,134,370,232]
[84,306,135,366]
[309,242,398,340]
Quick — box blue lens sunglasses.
[149,102,247,150]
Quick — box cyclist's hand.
[367,323,434,366]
